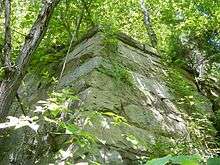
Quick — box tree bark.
[0,0,60,122]
[0,0,3,16]
[140,0,157,48]
[3,0,12,69]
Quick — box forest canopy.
[0,0,220,69]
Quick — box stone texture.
[54,32,189,163]
[0,31,213,164]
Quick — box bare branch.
[59,9,85,80]
[140,0,157,48]
[74,8,84,40]
[60,9,73,39]
[3,0,12,69]
[59,34,74,80]
[12,28,26,37]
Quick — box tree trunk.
[0,73,21,122]
[0,0,3,16]
[3,0,12,69]
[0,0,60,122]
[140,0,157,48]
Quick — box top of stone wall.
[72,26,160,57]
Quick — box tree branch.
[60,9,73,40]
[3,0,12,70]
[0,0,60,121]
[0,0,3,16]
[140,0,157,48]
[15,92,26,116]
[74,8,84,40]
[11,28,26,37]
[16,0,60,73]
[59,9,85,80]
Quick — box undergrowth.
[165,66,219,156]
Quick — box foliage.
[102,111,127,125]
[99,30,134,86]
[36,89,97,153]
[165,67,219,155]
[1,0,220,63]
[207,157,220,165]
[0,89,97,163]
[146,155,202,165]
[146,155,220,165]
[98,61,133,87]
[166,67,209,114]
[182,113,218,156]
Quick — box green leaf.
[146,155,172,165]
[207,157,220,165]
[171,155,201,165]
[50,108,61,117]
[64,124,79,135]
[146,155,201,165]
[182,160,199,165]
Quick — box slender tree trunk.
[0,73,21,120]
[75,9,84,40]
[59,8,84,80]
[3,0,12,69]
[0,0,3,16]
[0,0,60,122]
[140,0,157,48]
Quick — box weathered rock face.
[57,32,188,163]
[0,31,215,164]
